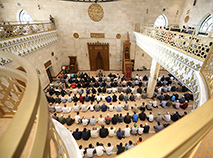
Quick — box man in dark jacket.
[101,103,108,112]
[171,111,181,122]
[119,92,124,101]
[82,128,91,141]
[139,110,146,121]
[137,86,142,94]
[124,112,132,124]
[66,115,74,126]
[143,123,150,133]
[112,114,118,125]
[99,125,109,138]
[117,143,125,155]
[72,128,82,140]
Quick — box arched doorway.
[87,42,109,71]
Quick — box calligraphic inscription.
[88,4,104,22]
[90,33,105,38]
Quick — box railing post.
[186,30,195,53]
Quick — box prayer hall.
[0,0,212,158]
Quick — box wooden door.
[88,42,109,71]
[46,68,53,83]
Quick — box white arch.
[199,14,212,32]
[154,14,168,28]
[16,9,33,24]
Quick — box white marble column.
[147,59,160,98]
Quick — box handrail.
[0,52,40,157]
[135,24,213,62]
[0,51,69,158]
[200,45,213,98]
[0,22,55,40]
[117,98,213,158]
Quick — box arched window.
[154,14,168,28]
[199,14,212,32]
[16,9,33,24]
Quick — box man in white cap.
[59,114,66,124]
[163,112,171,122]
[180,100,189,110]
[174,100,180,109]
[143,122,150,133]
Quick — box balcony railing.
[0,21,55,41]
[0,52,73,158]
[201,46,213,98]
[135,24,213,62]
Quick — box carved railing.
[0,52,78,157]
[0,21,55,41]
[0,30,58,66]
[135,24,213,62]
[201,46,213,98]
[0,75,26,117]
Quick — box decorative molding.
[90,33,105,38]
[134,32,208,108]
[116,33,121,39]
[88,3,104,22]
[0,30,58,66]
[73,33,79,39]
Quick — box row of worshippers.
[52,109,187,128]
[57,71,149,86]
[156,92,193,102]
[46,83,192,105]
[71,123,150,141]
[53,73,149,93]
[47,78,185,99]
[50,101,145,113]
[145,111,188,123]
[49,97,190,115]
[79,138,142,158]
[47,91,148,105]
[47,83,149,99]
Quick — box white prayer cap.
[145,122,148,125]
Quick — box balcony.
[134,24,213,108]
[0,21,58,66]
